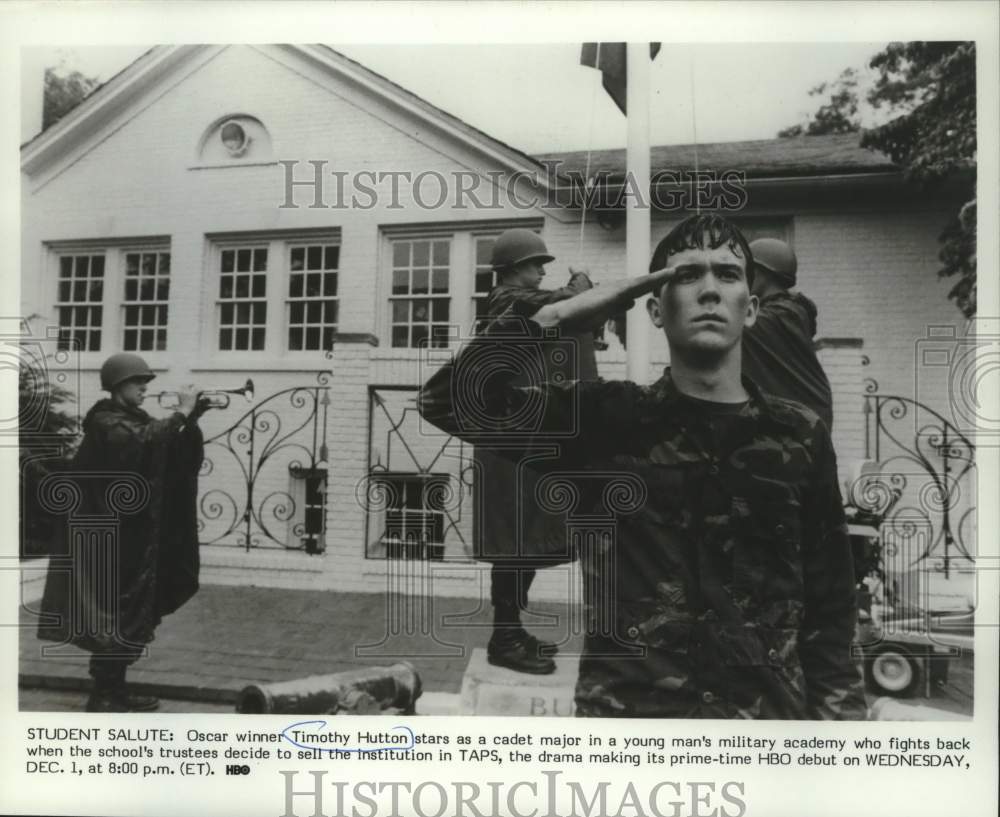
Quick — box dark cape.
[472,281,599,562]
[742,291,834,431]
[37,399,203,653]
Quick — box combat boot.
[487,628,556,675]
[86,685,129,713]
[125,691,161,712]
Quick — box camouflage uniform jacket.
[419,325,867,720]
[742,291,833,431]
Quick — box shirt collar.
[638,367,800,432]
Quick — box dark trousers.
[489,562,538,640]
[88,649,141,694]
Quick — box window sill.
[190,354,334,372]
[369,347,454,363]
[187,160,279,171]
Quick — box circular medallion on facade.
[220,120,250,157]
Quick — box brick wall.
[816,339,866,488]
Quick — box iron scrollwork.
[197,379,330,551]
[860,383,976,578]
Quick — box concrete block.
[460,648,577,717]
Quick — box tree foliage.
[42,66,99,131]
[863,42,976,317]
[778,69,861,137]
[862,42,976,185]
[779,42,976,317]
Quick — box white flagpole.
[625,43,652,384]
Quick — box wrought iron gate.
[197,377,330,551]
[857,380,976,578]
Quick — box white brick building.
[20,45,974,602]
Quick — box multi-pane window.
[288,244,339,351]
[472,236,499,333]
[376,472,448,561]
[390,239,451,348]
[122,251,170,351]
[218,247,268,351]
[56,254,105,351]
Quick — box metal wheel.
[865,644,922,697]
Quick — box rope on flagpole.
[690,49,700,215]
[578,43,601,256]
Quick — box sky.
[21,42,888,151]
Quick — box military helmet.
[100,353,156,391]
[490,229,554,270]
[749,238,797,287]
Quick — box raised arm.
[531,266,675,331]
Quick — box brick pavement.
[18,584,974,718]
[18,584,581,704]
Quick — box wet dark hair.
[648,213,755,291]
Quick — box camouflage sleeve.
[417,321,633,461]
[798,421,869,720]
[490,282,588,319]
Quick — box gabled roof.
[535,133,898,181]
[308,45,549,176]
[21,44,553,185]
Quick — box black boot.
[115,667,160,712]
[88,654,160,712]
[488,566,555,674]
[124,691,161,712]
[487,628,556,675]
[87,656,129,713]
[517,568,559,656]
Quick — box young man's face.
[504,258,547,289]
[647,241,758,357]
[113,377,151,409]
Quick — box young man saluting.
[419,213,866,719]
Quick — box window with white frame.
[217,246,268,351]
[53,245,172,354]
[374,472,448,561]
[472,235,499,334]
[389,238,451,348]
[383,225,544,350]
[56,253,105,351]
[122,251,170,352]
[287,244,339,351]
[210,233,341,355]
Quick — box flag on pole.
[580,43,661,115]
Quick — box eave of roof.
[21,49,915,191]
[534,133,899,181]
[310,44,550,176]
[21,44,554,189]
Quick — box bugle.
[154,378,254,410]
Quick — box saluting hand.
[531,266,676,330]
[644,265,677,297]
[567,266,594,291]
